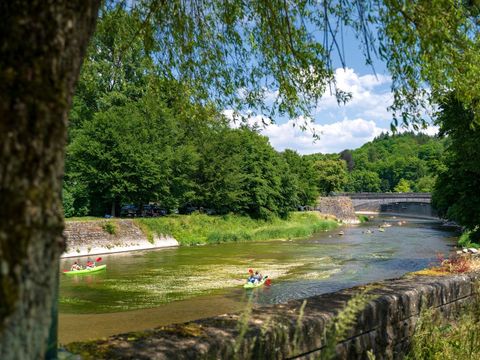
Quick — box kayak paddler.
[85,258,95,269]
[247,268,256,283]
[70,261,82,271]
[247,269,263,283]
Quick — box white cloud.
[396,124,439,137]
[316,67,392,122]
[422,125,439,136]
[261,119,440,154]
[262,118,388,154]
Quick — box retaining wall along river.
[63,219,178,258]
[66,271,480,359]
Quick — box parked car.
[203,208,216,215]
[120,204,139,218]
[142,205,167,217]
[179,206,199,215]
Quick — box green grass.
[406,292,480,360]
[135,212,338,246]
[358,215,369,223]
[458,230,480,249]
[65,216,103,222]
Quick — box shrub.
[437,253,471,273]
[102,221,117,235]
[358,215,369,223]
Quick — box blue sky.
[227,28,437,155]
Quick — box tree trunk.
[0,1,100,359]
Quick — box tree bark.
[0,1,100,359]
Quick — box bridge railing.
[332,192,431,199]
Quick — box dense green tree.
[433,97,480,239]
[67,89,304,220]
[70,6,156,133]
[314,157,348,195]
[67,98,175,216]
[345,170,382,193]
[394,178,412,193]
[236,128,290,219]
[415,176,436,192]
[277,162,301,218]
[281,149,319,206]
[418,141,447,173]
[192,127,247,214]
[194,126,297,220]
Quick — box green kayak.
[243,276,268,289]
[63,264,107,275]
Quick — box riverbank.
[136,211,338,246]
[62,219,178,258]
[63,212,339,257]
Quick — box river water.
[59,215,458,344]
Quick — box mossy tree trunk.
[0,1,100,358]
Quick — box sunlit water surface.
[59,215,457,343]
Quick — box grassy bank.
[458,230,480,249]
[135,211,338,246]
[406,295,480,359]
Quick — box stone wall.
[63,219,178,258]
[316,196,359,223]
[66,272,480,359]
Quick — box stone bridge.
[333,192,434,216]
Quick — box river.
[58,215,457,344]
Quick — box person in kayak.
[247,269,256,283]
[254,271,263,282]
[70,261,82,271]
[85,259,95,269]
[247,269,263,283]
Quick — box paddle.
[96,257,102,262]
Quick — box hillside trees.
[394,178,412,193]
[305,133,445,194]
[345,170,382,192]
[345,133,445,192]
